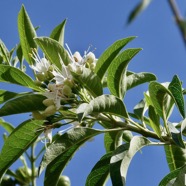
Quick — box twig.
[168,0,186,46]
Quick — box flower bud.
[73,51,82,62]
[68,64,82,74]
[32,111,46,120]
[90,63,96,70]
[43,99,54,106]
[84,52,95,64]
[63,79,73,88]
[43,105,56,117]
[62,85,72,96]
[57,175,71,186]
[48,84,56,92]
[36,73,46,82]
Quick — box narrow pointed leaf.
[50,19,67,46]
[71,67,103,97]
[110,143,129,186]
[40,128,103,186]
[0,118,14,133]
[168,122,185,148]
[159,166,183,186]
[0,90,19,104]
[148,105,161,138]
[0,94,46,116]
[34,37,71,69]
[18,5,37,64]
[40,128,103,173]
[0,119,44,178]
[127,0,152,24]
[149,82,174,119]
[126,72,156,90]
[110,136,151,186]
[95,37,136,80]
[174,164,186,186]
[86,152,112,186]
[45,144,84,186]
[104,131,123,153]
[0,65,43,91]
[133,99,147,121]
[0,39,10,64]
[168,75,185,118]
[16,44,24,64]
[107,48,141,99]
[77,95,129,122]
[164,145,186,171]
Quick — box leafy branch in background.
[0,4,186,186]
[127,0,186,46]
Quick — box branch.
[168,0,186,46]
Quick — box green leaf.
[110,143,129,186]
[158,166,183,186]
[45,145,82,186]
[34,37,71,69]
[16,44,24,64]
[168,119,186,148]
[0,65,43,91]
[77,95,129,122]
[164,145,186,171]
[149,82,174,119]
[168,75,185,118]
[0,118,14,133]
[0,119,44,179]
[85,152,112,186]
[148,105,161,138]
[133,99,147,122]
[127,0,152,24]
[174,164,186,186]
[71,67,103,97]
[0,94,46,116]
[95,37,136,80]
[107,48,141,99]
[178,19,186,39]
[0,90,19,104]
[50,19,67,46]
[104,131,123,153]
[110,136,151,186]
[0,39,10,64]
[126,72,156,90]
[18,5,37,65]
[40,128,103,186]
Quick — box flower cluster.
[30,47,97,143]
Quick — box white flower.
[52,64,72,85]
[44,84,63,110]
[30,50,51,73]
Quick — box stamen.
[65,43,73,59]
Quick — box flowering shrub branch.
[0,5,186,186]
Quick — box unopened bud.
[62,85,72,96]
[43,105,56,117]
[43,99,54,106]
[36,73,46,82]
[90,63,96,70]
[73,51,82,62]
[84,52,95,64]
[63,79,73,88]
[32,111,46,120]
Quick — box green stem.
[30,143,36,186]
[168,0,186,46]
[98,113,171,142]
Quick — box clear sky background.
[0,1,186,186]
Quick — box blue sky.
[0,1,186,186]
